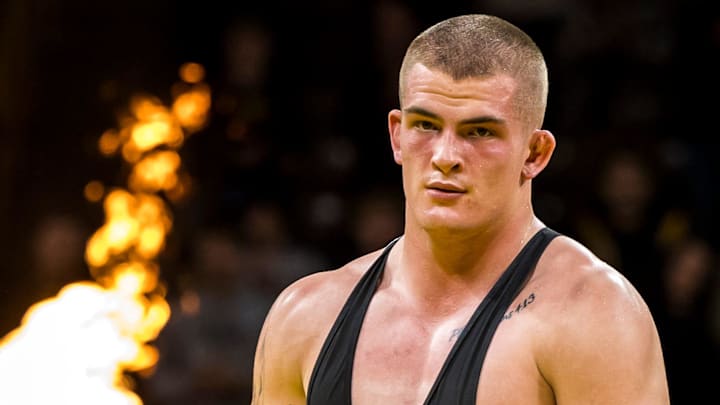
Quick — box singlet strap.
[306,237,400,405]
[424,227,560,404]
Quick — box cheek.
[398,139,428,196]
[400,135,432,164]
[468,142,507,171]
[480,139,513,158]
[467,143,522,187]
[491,140,526,169]
[403,132,429,151]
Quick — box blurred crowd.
[1,0,718,404]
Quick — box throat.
[390,259,503,317]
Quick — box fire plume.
[0,62,211,404]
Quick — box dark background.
[1,0,719,403]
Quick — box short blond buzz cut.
[398,14,549,129]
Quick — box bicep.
[251,292,307,405]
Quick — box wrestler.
[251,14,669,404]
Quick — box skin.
[251,63,670,404]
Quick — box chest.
[349,295,554,405]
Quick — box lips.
[426,180,465,193]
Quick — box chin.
[417,211,480,234]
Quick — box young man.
[251,14,669,404]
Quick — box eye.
[413,120,438,132]
[466,127,492,138]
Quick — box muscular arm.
[251,283,309,405]
[250,260,370,405]
[540,259,670,404]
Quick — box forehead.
[402,64,519,121]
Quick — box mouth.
[426,181,465,193]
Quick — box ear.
[522,129,556,179]
[388,109,403,165]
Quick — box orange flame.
[0,62,210,404]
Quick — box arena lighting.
[0,62,211,405]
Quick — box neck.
[388,214,542,314]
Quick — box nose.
[431,130,461,174]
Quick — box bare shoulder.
[251,247,387,403]
[536,234,658,347]
[533,234,669,404]
[538,234,649,314]
[266,247,385,334]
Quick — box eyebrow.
[403,106,506,126]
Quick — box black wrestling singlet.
[307,228,560,405]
